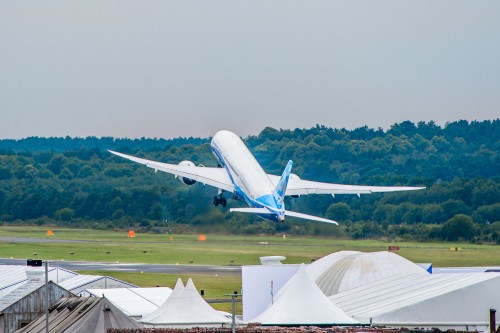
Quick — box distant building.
[16,297,143,333]
[0,270,72,333]
[0,264,137,332]
[0,265,77,298]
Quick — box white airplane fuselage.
[211,130,285,221]
[109,130,424,225]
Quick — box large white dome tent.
[307,251,429,296]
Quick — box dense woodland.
[0,120,499,243]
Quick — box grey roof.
[59,275,136,295]
[0,265,76,298]
[16,297,143,333]
[0,279,45,312]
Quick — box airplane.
[109,130,425,225]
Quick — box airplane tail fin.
[274,160,293,202]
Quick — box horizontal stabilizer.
[285,210,338,225]
[230,207,274,215]
[230,207,339,225]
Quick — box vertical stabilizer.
[274,160,293,203]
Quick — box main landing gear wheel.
[213,195,227,207]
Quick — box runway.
[0,258,242,276]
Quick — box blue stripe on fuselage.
[211,144,247,203]
[211,143,282,221]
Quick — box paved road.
[0,258,242,276]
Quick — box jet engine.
[177,161,197,185]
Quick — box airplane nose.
[278,215,285,222]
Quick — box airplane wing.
[109,150,234,193]
[268,174,425,196]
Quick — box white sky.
[1,1,499,139]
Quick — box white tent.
[307,251,361,281]
[331,272,500,332]
[140,278,232,328]
[87,287,172,318]
[307,251,428,296]
[251,265,358,326]
[242,263,301,321]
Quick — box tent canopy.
[251,265,358,326]
[307,251,428,296]
[141,278,231,327]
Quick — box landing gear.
[213,192,227,207]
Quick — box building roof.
[141,278,231,327]
[251,265,358,326]
[0,279,50,312]
[330,272,500,327]
[0,269,72,313]
[0,265,76,298]
[58,274,136,295]
[16,297,142,333]
[86,287,172,317]
[307,251,428,296]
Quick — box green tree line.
[0,120,498,242]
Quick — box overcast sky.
[1,1,499,139]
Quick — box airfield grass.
[1,225,499,267]
[1,225,500,312]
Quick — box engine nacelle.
[177,160,196,185]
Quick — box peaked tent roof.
[16,297,142,333]
[140,278,231,327]
[251,265,358,325]
[140,278,184,323]
[308,251,428,296]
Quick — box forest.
[0,120,498,243]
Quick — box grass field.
[1,225,499,312]
[1,226,499,266]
